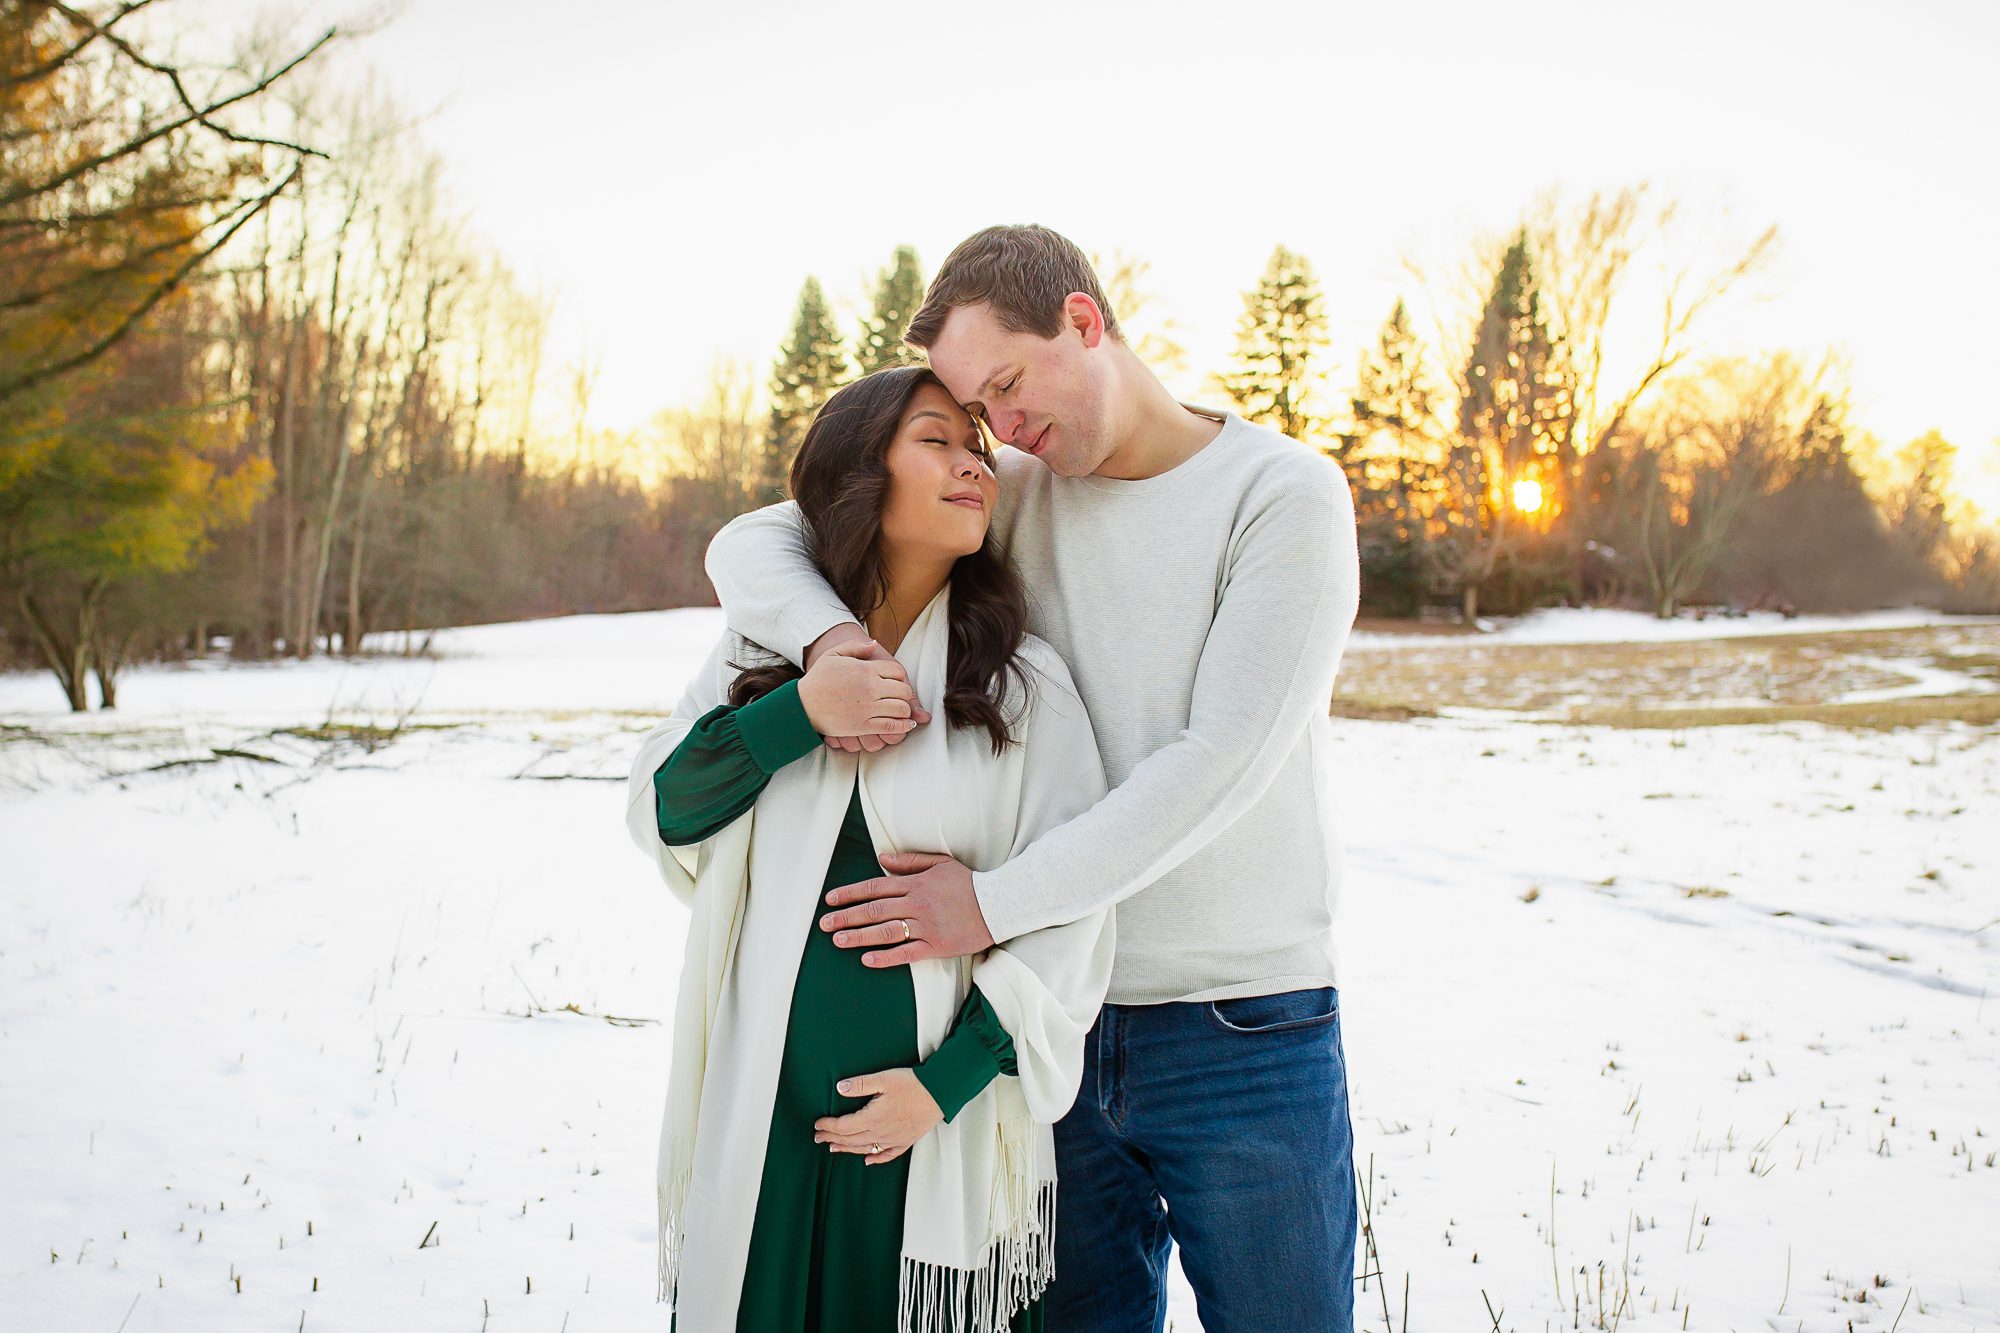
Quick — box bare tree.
[1526,183,1778,461]
[1093,249,1191,388]
[1523,185,1778,590]
[1601,355,1807,617]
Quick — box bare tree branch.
[0,0,160,90]
[0,24,336,209]
[0,161,300,405]
[45,1,332,161]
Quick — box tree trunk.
[276,320,300,658]
[1461,582,1480,624]
[18,582,102,712]
[343,506,368,656]
[86,590,127,708]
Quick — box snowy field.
[1349,606,1975,649]
[2,607,1996,1332]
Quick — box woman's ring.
[869,1142,882,1154]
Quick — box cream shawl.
[622,585,1113,1333]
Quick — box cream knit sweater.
[705,408,1361,1005]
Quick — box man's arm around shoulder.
[704,501,860,669]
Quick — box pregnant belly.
[772,910,923,1124]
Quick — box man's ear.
[1063,292,1106,349]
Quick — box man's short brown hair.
[905,224,1122,350]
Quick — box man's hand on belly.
[820,852,994,966]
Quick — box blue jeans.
[1042,986,1357,1333]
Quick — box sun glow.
[1512,479,1545,514]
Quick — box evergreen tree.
[1341,300,1446,614]
[1437,232,1573,619]
[1219,246,1330,442]
[1713,391,1939,611]
[1346,300,1445,518]
[855,245,925,374]
[1792,392,1854,480]
[764,278,849,500]
[1889,430,1958,571]
[1458,229,1570,517]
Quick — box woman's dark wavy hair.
[728,365,1031,754]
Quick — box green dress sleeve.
[653,677,822,845]
[914,985,1019,1124]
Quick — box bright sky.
[280,0,1997,512]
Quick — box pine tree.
[1219,246,1330,442]
[1437,232,1572,619]
[1713,390,1933,611]
[855,245,924,374]
[764,277,849,499]
[1341,300,1446,613]
[1346,300,1447,519]
[1792,393,1854,481]
[1458,230,1569,518]
[1889,430,1958,571]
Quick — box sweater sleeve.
[703,462,1027,669]
[653,677,823,846]
[912,984,1018,1124]
[702,502,861,669]
[969,459,1360,942]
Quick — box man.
[704,224,1361,1332]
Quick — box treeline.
[0,1,718,708]
[1217,206,1996,620]
[700,198,1998,630]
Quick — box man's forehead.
[931,303,1011,361]
[931,313,1014,398]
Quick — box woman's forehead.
[905,386,978,431]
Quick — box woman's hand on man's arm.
[706,503,925,752]
[797,632,933,749]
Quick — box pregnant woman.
[624,365,1113,1333]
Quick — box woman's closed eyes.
[925,436,993,467]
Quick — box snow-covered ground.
[1349,606,1984,650]
[2,608,1995,1331]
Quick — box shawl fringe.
[657,1160,692,1306]
[896,1182,1057,1333]
[895,1116,1057,1333]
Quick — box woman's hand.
[812,1068,943,1165]
[797,637,929,742]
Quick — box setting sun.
[1512,479,1545,514]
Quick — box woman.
[622,365,1113,1333]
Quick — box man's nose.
[994,410,1027,444]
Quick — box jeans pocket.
[1206,986,1339,1035]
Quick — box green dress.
[653,677,1044,1332]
